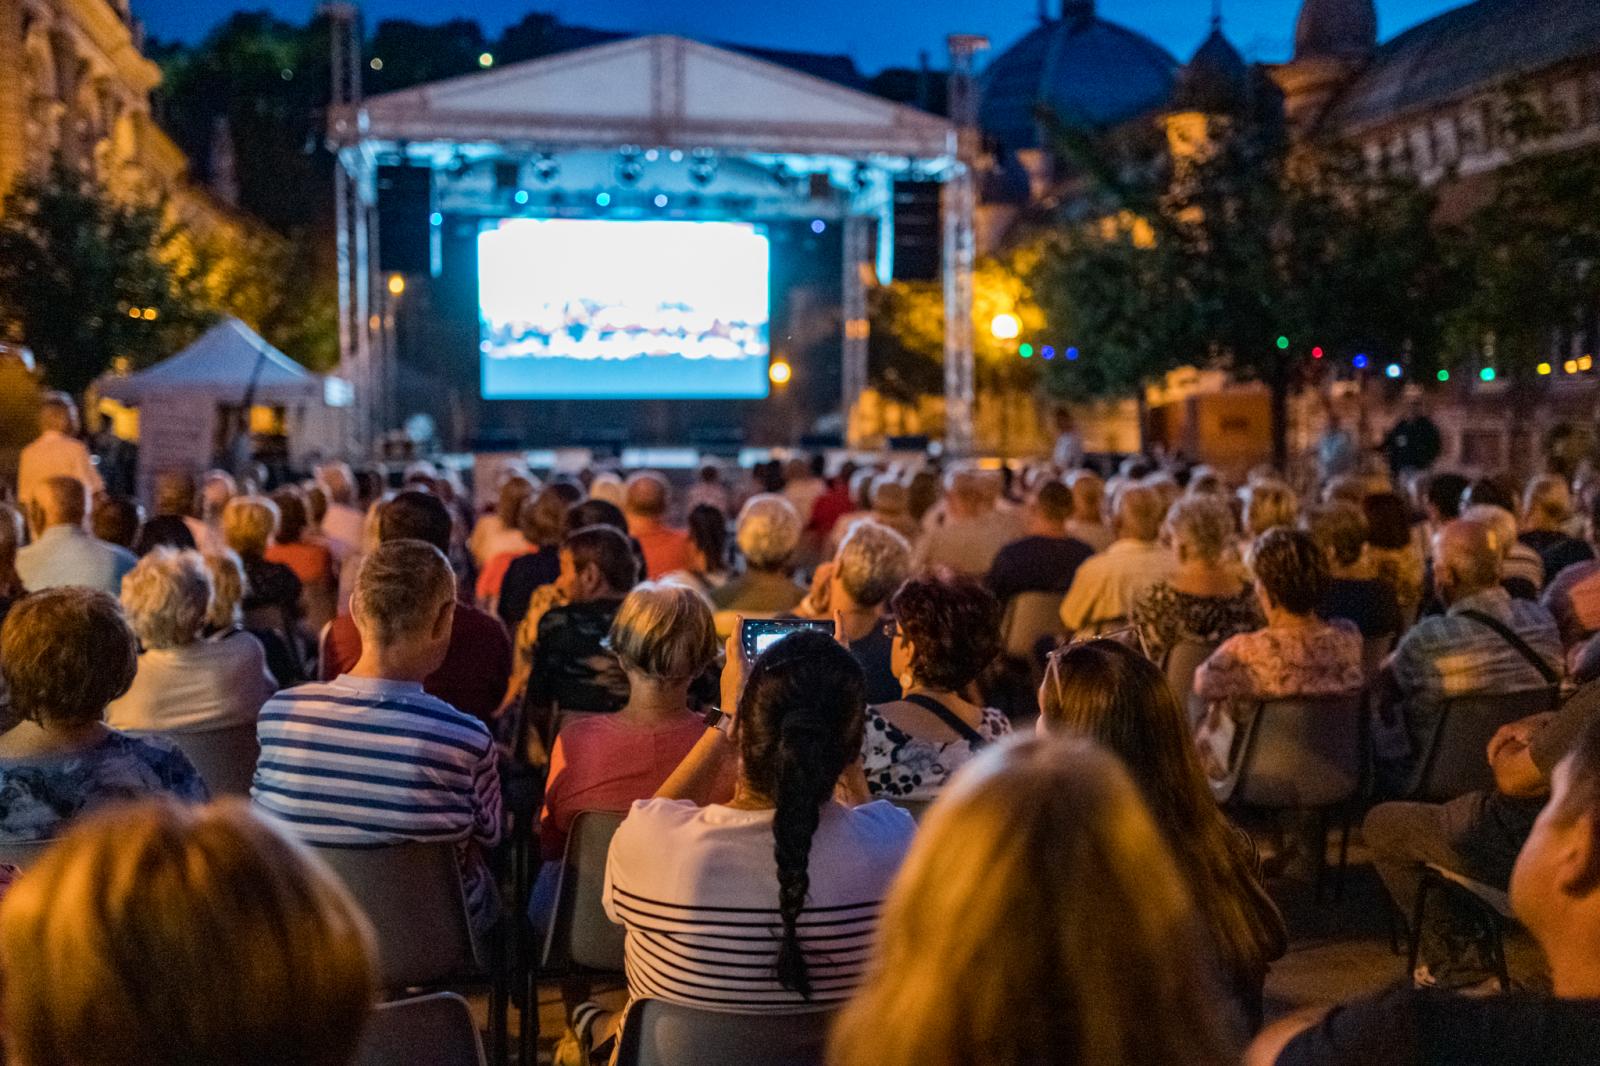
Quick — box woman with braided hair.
[572,625,915,1061]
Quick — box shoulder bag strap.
[1457,609,1560,688]
[900,693,989,748]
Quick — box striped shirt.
[603,798,915,1014]
[252,675,503,923]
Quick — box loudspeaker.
[891,180,942,282]
[376,165,433,275]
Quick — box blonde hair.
[352,539,455,646]
[608,582,718,681]
[121,548,213,649]
[1242,479,1298,538]
[202,550,246,631]
[1523,474,1572,531]
[222,495,279,558]
[1113,483,1166,542]
[830,735,1238,1066]
[0,798,375,1066]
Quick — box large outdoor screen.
[478,218,771,400]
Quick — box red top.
[266,541,335,587]
[539,711,736,859]
[808,483,854,537]
[629,521,693,580]
[476,546,534,601]
[323,602,513,724]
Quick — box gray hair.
[122,548,212,649]
[1242,479,1299,537]
[608,582,719,681]
[736,494,802,570]
[1162,496,1237,565]
[834,519,913,608]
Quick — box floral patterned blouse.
[1194,619,1365,705]
[0,731,209,841]
[1132,581,1264,665]
[861,703,1012,801]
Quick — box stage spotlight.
[769,360,793,385]
[617,146,644,185]
[478,52,494,68]
[595,192,612,207]
[851,163,872,192]
[534,153,559,183]
[810,219,826,234]
[669,149,684,163]
[653,193,670,208]
[989,313,1020,341]
[689,149,718,188]
[645,148,660,162]
[513,189,530,205]
[429,211,443,226]
[387,274,405,295]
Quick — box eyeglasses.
[881,620,902,640]
[1046,623,1150,661]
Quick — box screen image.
[478,218,772,400]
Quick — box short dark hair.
[2,587,137,726]
[1361,492,1413,550]
[1302,502,1368,568]
[1034,481,1073,524]
[1424,472,1469,521]
[1249,528,1329,615]
[686,504,728,570]
[270,487,310,544]
[91,495,143,549]
[565,524,639,594]
[567,499,628,535]
[1462,477,1516,515]
[889,572,1003,691]
[378,490,452,554]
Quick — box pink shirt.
[539,711,735,859]
[629,520,692,580]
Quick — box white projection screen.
[478,218,772,400]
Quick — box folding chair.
[1162,638,1218,728]
[1216,692,1366,901]
[1408,863,1517,992]
[1000,591,1066,661]
[615,999,833,1066]
[0,837,55,872]
[151,722,260,797]
[313,842,508,1066]
[354,992,487,1066]
[1404,689,1557,803]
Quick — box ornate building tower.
[1271,0,1377,135]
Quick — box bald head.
[1433,519,1502,603]
[624,472,670,520]
[34,476,87,531]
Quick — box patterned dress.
[0,731,209,841]
[861,703,1012,800]
[1132,581,1264,665]
[1194,619,1366,705]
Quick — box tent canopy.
[98,318,322,406]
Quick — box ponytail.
[735,629,867,1000]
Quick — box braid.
[772,719,833,998]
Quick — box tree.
[0,167,215,395]
[1033,109,1453,467]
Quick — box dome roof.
[1293,0,1378,60]
[980,1,1179,151]
[1174,22,1250,114]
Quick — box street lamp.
[769,359,792,386]
[989,313,1020,341]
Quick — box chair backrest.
[313,841,479,989]
[155,723,260,797]
[1000,591,1066,660]
[616,999,833,1066]
[1224,693,1366,809]
[353,992,486,1066]
[888,798,932,824]
[1163,639,1218,727]
[0,837,56,872]
[1408,688,1558,803]
[542,810,626,974]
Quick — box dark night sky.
[137,0,1464,71]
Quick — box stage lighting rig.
[534,152,560,183]
[689,148,718,187]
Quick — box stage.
[326,32,980,454]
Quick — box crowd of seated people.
[13,392,1600,1066]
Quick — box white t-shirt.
[604,798,915,1013]
[106,631,277,734]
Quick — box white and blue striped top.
[251,675,502,850]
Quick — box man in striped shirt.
[252,538,503,931]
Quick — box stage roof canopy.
[332,34,957,162]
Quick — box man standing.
[15,476,136,595]
[17,393,101,510]
[1381,397,1443,477]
